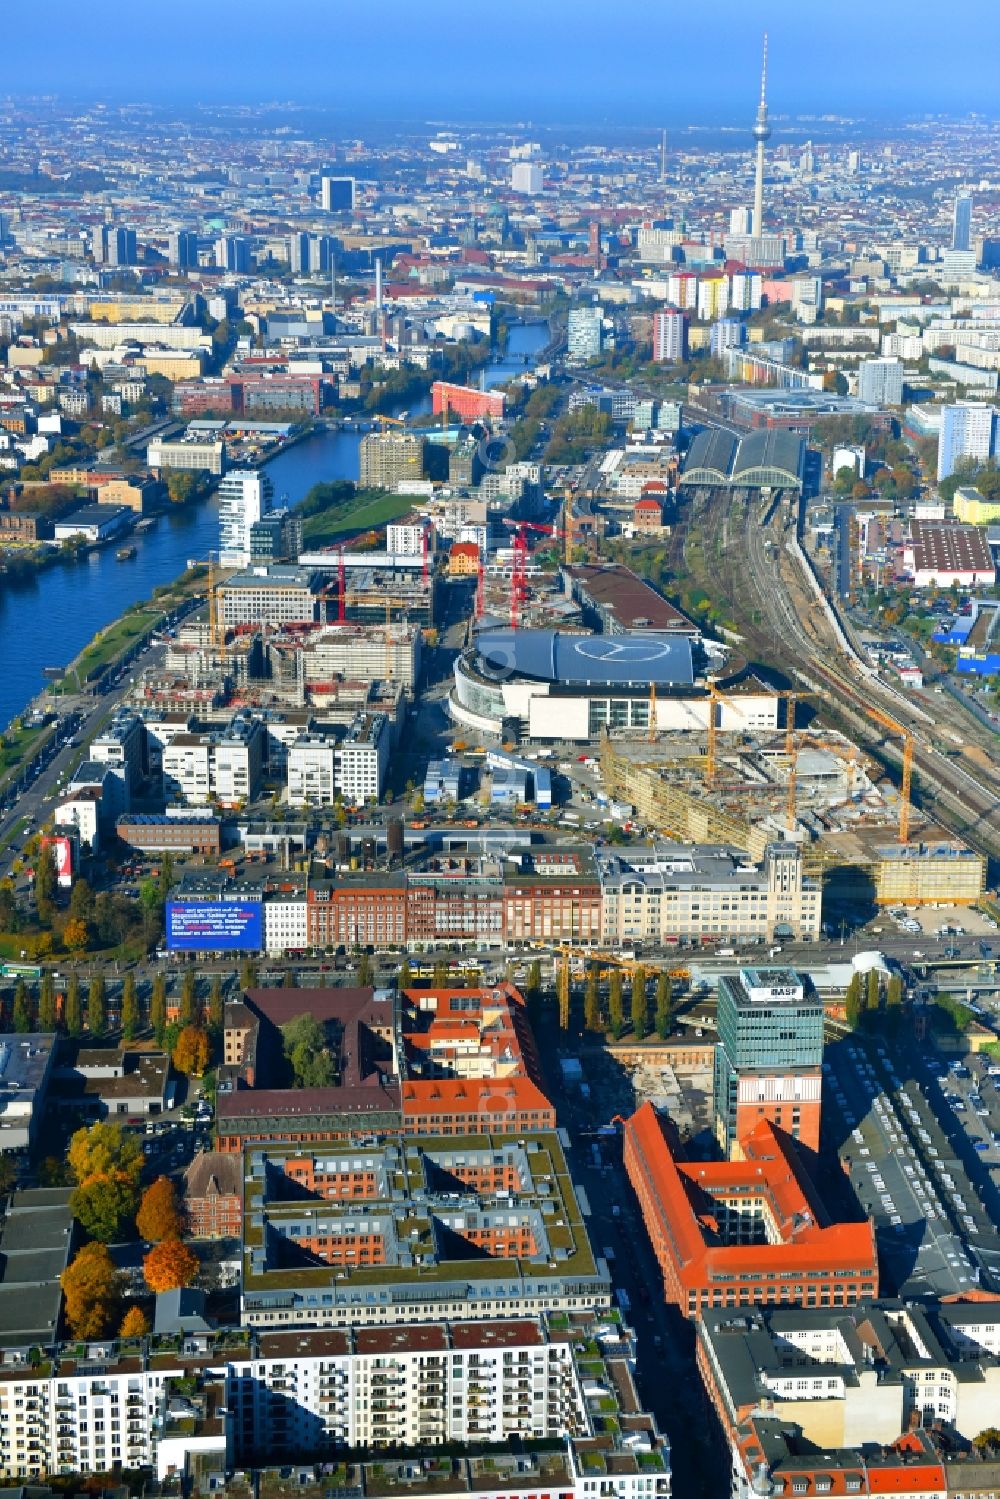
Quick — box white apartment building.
[666,272,699,311]
[262,716,312,773]
[790,273,824,324]
[652,308,686,362]
[218,469,274,567]
[598,842,821,945]
[53,790,102,853]
[211,714,265,807]
[287,735,337,807]
[336,712,390,805]
[857,356,904,406]
[696,277,729,322]
[147,438,226,474]
[161,714,264,807]
[141,714,197,777]
[0,1320,669,1485]
[937,400,1000,480]
[162,735,211,804]
[263,894,308,954]
[386,515,432,557]
[729,270,762,311]
[89,710,144,809]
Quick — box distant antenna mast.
[659,129,667,183]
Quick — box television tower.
[752,32,771,237]
[659,128,667,183]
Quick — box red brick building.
[503,873,602,945]
[623,1102,877,1319]
[182,1150,243,1238]
[306,882,408,949]
[632,495,665,534]
[400,1076,555,1136]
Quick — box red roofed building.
[623,1102,877,1319]
[729,1418,946,1499]
[449,540,480,576]
[401,1075,555,1135]
[400,981,554,1133]
[633,495,665,534]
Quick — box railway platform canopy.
[681,426,805,491]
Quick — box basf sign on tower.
[167,900,262,952]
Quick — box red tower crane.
[502,520,566,630]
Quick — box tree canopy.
[172,1024,211,1077]
[144,1238,199,1293]
[136,1176,183,1243]
[68,1120,142,1186]
[281,1013,336,1088]
[61,1243,122,1338]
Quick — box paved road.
[833,502,852,600]
[553,1074,723,1499]
[0,599,202,876]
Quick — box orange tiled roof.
[402,1076,553,1116]
[626,1102,876,1280]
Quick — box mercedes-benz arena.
[449,629,779,742]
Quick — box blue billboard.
[167,900,262,952]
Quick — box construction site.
[128,618,414,730]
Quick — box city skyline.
[8,0,1000,118]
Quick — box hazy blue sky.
[8,0,1000,122]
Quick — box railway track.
[673,483,1000,862]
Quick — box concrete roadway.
[0,635,175,877]
[554,1080,724,1499]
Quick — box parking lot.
[824,1034,1000,1297]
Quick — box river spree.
[264,319,549,502]
[0,321,549,730]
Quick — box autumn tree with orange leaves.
[61,1243,122,1338]
[143,1239,199,1294]
[119,1305,150,1338]
[136,1175,183,1243]
[172,1024,211,1077]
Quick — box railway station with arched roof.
[680,426,805,491]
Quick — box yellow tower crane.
[192,552,222,649]
[562,489,576,565]
[786,730,798,833]
[865,707,914,843]
[376,596,415,682]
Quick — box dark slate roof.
[473,630,694,688]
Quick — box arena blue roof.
[473,630,695,688]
